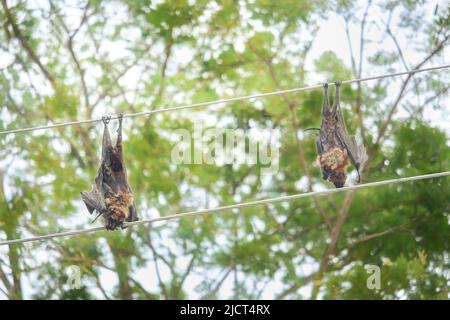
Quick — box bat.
[308,81,367,188]
[81,115,138,230]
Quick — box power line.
[1,171,448,246]
[1,64,449,136]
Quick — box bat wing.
[335,108,368,181]
[100,115,129,195]
[81,184,106,214]
[127,204,138,223]
[81,126,110,216]
[315,132,329,180]
[82,116,139,228]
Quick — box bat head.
[103,206,127,230]
[328,171,347,188]
[104,192,134,230]
[319,147,349,188]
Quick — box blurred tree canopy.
[0,0,449,299]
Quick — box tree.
[0,0,448,299]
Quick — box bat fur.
[81,115,138,230]
[311,82,367,188]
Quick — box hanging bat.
[81,115,138,230]
[308,81,367,188]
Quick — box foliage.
[0,0,448,300]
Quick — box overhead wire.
[0,64,449,135]
[0,65,449,245]
[0,171,448,246]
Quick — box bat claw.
[304,127,320,133]
[334,81,342,87]
[117,114,123,132]
[323,83,328,89]
[91,211,103,223]
[102,116,111,125]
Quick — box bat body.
[81,115,138,230]
[312,82,367,188]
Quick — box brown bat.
[81,115,138,230]
[309,81,367,188]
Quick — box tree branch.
[248,43,333,232]
[346,223,408,251]
[50,0,92,111]
[1,0,56,88]
[309,34,448,300]
[375,34,449,146]
[173,253,197,298]
[201,267,232,299]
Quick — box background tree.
[0,0,449,299]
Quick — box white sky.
[0,0,449,300]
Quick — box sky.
[0,0,449,299]
[133,1,449,300]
